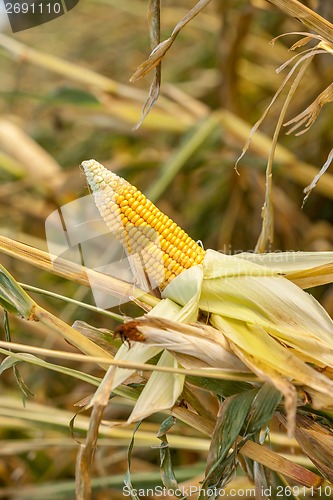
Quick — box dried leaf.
[255,55,312,252]
[235,47,320,170]
[286,260,333,289]
[278,413,333,483]
[271,32,329,49]
[134,68,161,130]
[289,36,314,50]
[134,0,162,129]
[302,147,333,206]
[285,83,333,136]
[130,0,213,82]
[267,0,333,46]
[72,320,120,356]
[76,363,120,498]
[116,315,247,371]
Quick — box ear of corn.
[81,159,205,290]
[82,159,333,435]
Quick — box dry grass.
[0,0,333,498]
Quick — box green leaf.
[0,355,20,373]
[13,365,34,401]
[200,384,285,498]
[124,420,143,500]
[157,415,176,438]
[0,264,34,317]
[0,349,101,386]
[187,375,252,399]
[201,389,258,498]
[155,416,187,499]
[49,86,99,106]
[244,383,282,437]
[3,311,33,402]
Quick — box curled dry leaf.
[134,0,162,130]
[271,31,333,51]
[235,40,323,170]
[267,0,333,46]
[238,31,333,205]
[130,0,213,82]
[282,76,333,203]
[115,315,248,371]
[284,83,333,136]
[302,147,333,205]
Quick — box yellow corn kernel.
[82,159,205,290]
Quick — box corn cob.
[81,159,205,290]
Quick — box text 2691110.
[5,2,61,14]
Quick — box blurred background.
[0,0,333,497]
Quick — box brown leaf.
[285,83,333,136]
[278,412,333,483]
[267,0,333,46]
[130,0,213,82]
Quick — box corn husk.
[127,350,184,423]
[103,297,187,421]
[116,316,248,371]
[94,256,333,434]
[164,250,333,366]
[98,248,333,427]
[161,249,333,425]
[236,250,333,274]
